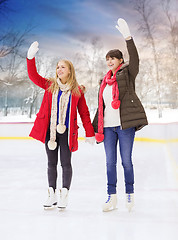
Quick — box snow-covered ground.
[0,108,178,123]
[0,109,178,240]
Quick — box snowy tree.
[0,0,33,115]
[0,50,27,115]
[0,0,31,62]
[73,37,106,110]
[24,54,61,118]
[131,0,163,117]
[161,0,178,108]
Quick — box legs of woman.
[44,128,59,208]
[56,130,72,208]
[103,126,135,211]
[104,127,118,194]
[103,126,135,194]
[103,127,118,211]
[44,128,72,209]
[117,127,135,194]
[58,130,72,190]
[45,128,59,190]
[45,128,72,190]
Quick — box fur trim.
[119,62,129,70]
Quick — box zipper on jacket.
[68,94,72,148]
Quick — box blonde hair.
[48,60,81,96]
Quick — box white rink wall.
[0,108,177,140]
[0,120,177,140]
[136,122,178,140]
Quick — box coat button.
[131,100,134,102]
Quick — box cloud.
[11,0,174,62]
[27,0,138,59]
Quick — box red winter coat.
[26,58,95,152]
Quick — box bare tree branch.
[161,0,178,107]
[0,0,11,16]
[131,0,163,117]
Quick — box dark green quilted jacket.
[92,38,148,133]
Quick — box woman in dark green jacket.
[92,18,148,212]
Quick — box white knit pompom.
[57,124,66,134]
[48,140,57,150]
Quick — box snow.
[145,109,178,124]
[0,108,178,124]
[0,109,178,240]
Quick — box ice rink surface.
[0,134,178,240]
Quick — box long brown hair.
[48,60,81,96]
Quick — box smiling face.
[106,56,123,74]
[56,60,70,83]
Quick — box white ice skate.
[102,194,117,212]
[126,193,134,212]
[57,188,69,210]
[43,187,57,210]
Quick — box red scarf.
[95,64,123,143]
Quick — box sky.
[2,0,141,58]
[1,0,177,59]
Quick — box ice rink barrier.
[0,122,178,143]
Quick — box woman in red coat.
[26,41,95,210]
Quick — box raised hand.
[27,41,39,59]
[115,18,131,40]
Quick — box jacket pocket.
[72,118,79,140]
[33,112,46,133]
[125,92,142,112]
[71,125,79,151]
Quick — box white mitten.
[115,18,131,39]
[27,41,39,59]
[85,136,95,145]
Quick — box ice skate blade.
[58,207,66,211]
[127,207,133,213]
[103,207,117,212]
[44,206,56,210]
[43,203,57,210]
[126,203,134,212]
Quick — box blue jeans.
[104,126,135,194]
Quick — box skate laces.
[47,190,51,198]
[127,193,132,203]
[106,195,111,203]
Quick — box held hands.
[27,41,39,59]
[85,136,95,145]
[115,18,131,40]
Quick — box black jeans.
[45,128,72,190]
